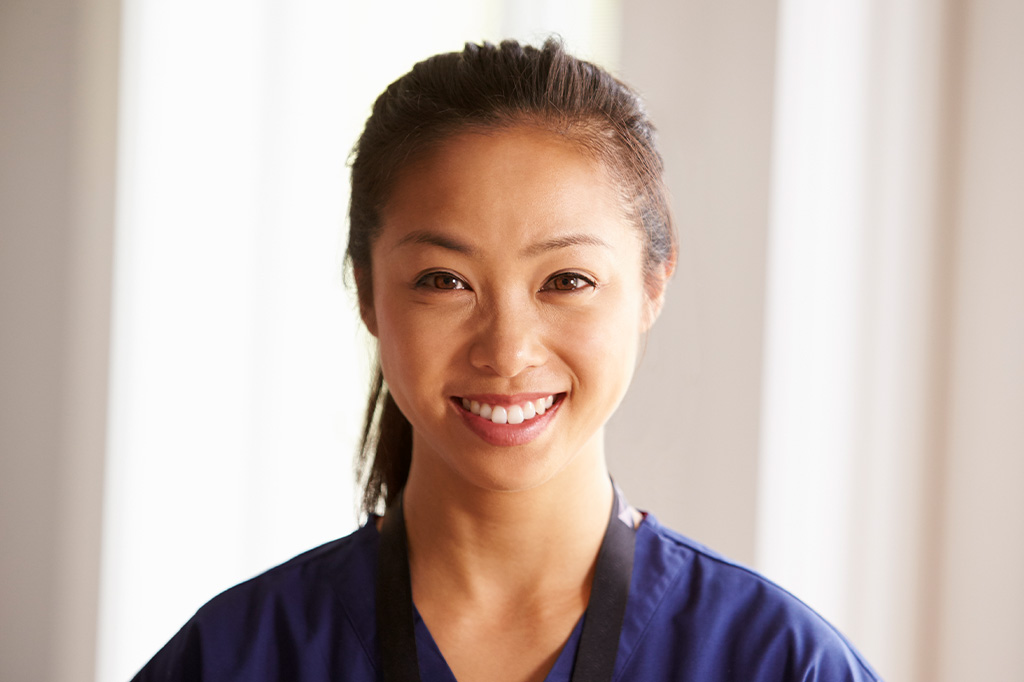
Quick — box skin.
[359,126,668,682]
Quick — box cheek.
[560,290,643,392]
[373,293,424,390]
[376,330,445,434]
[373,292,464,416]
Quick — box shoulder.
[195,521,377,623]
[131,522,381,682]
[619,515,882,682]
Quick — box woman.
[134,40,881,682]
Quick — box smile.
[450,393,565,447]
[459,395,557,425]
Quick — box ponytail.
[355,363,413,517]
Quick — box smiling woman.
[131,39,882,682]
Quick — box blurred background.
[2,0,1021,680]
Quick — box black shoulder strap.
[571,493,636,682]
[376,495,421,680]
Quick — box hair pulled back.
[347,38,675,517]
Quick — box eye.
[416,272,468,290]
[542,272,596,292]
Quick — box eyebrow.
[393,230,478,256]
[393,229,611,257]
[520,233,611,257]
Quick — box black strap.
[570,491,635,682]
[376,489,636,682]
[376,496,422,681]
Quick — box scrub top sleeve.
[131,619,203,682]
[805,635,882,682]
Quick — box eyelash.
[413,271,597,293]
[415,272,468,291]
[541,272,597,292]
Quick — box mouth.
[455,393,560,424]
[449,392,565,446]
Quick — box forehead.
[376,126,640,255]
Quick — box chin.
[456,452,557,494]
[442,437,594,497]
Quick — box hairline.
[368,116,646,255]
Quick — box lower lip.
[452,396,562,447]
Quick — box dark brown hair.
[346,38,675,517]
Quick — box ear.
[640,256,675,332]
[354,266,379,337]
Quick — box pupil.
[559,276,576,289]
[437,275,457,289]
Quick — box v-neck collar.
[410,602,586,682]
[326,513,686,681]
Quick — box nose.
[468,297,548,378]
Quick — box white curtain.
[758,1,1024,680]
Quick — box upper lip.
[454,392,563,406]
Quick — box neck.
[400,441,614,606]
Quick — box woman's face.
[362,126,662,494]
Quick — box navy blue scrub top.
[132,513,881,681]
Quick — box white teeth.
[460,395,557,425]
